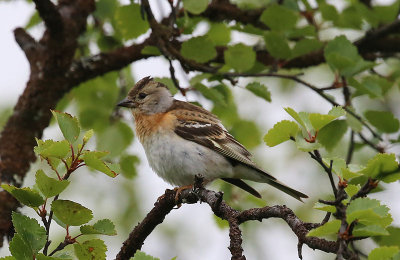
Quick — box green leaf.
[36,254,65,260]
[115,4,149,40]
[284,107,306,129]
[319,3,339,21]
[245,82,271,102]
[322,157,346,178]
[51,200,93,226]
[25,11,41,29]
[34,139,70,159]
[74,239,106,260]
[224,43,256,72]
[80,219,117,236]
[353,225,389,237]
[1,184,44,208]
[317,120,348,150]
[328,106,346,117]
[96,121,134,158]
[264,120,299,147]
[264,32,291,59]
[230,120,262,149]
[374,227,400,247]
[295,137,322,152]
[154,77,178,95]
[181,36,216,63]
[324,35,374,76]
[309,113,337,130]
[260,4,298,31]
[83,129,94,144]
[365,111,400,133]
[132,251,160,260]
[313,202,336,213]
[120,155,140,179]
[207,23,231,46]
[51,111,80,144]
[12,212,46,254]
[368,246,399,260]
[9,234,32,260]
[307,219,341,238]
[0,257,16,260]
[360,153,400,183]
[347,198,392,227]
[346,106,363,132]
[83,152,119,178]
[292,39,323,58]
[345,184,360,198]
[35,170,70,198]
[194,83,226,106]
[182,0,209,15]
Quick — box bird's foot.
[173,184,193,207]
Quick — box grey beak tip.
[117,98,132,108]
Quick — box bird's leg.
[174,184,193,204]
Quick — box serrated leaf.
[224,44,256,72]
[132,251,160,260]
[51,111,80,144]
[264,31,292,59]
[9,234,31,260]
[80,219,117,236]
[264,120,299,147]
[245,82,271,102]
[35,170,70,198]
[181,36,216,63]
[51,200,93,226]
[328,106,346,117]
[360,153,400,182]
[34,139,70,159]
[374,227,400,247]
[120,155,140,179]
[347,198,392,227]
[182,0,208,15]
[260,4,297,31]
[353,225,389,237]
[1,184,44,208]
[12,212,46,254]
[83,152,119,178]
[307,219,341,238]
[317,120,348,150]
[74,239,106,260]
[314,202,336,213]
[322,157,346,178]
[115,4,149,40]
[368,246,399,260]
[319,3,339,21]
[207,23,231,46]
[346,106,363,132]
[284,107,306,129]
[0,257,16,260]
[365,111,400,133]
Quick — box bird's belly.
[142,132,233,186]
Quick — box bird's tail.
[263,178,308,202]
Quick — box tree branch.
[116,187,338,259]
[33,0,63,37]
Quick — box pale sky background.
[1,1,400,259]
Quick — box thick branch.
[33,0,63,37]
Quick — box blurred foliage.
[2,0,400,259]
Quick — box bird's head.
[117,76,173,115]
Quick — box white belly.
[142,132,234,186]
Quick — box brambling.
[117,77,308,201]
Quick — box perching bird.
[117,77,308,201]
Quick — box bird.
[117,76,308,201]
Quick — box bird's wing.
[168,100,276,180]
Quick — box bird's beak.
[117,98,135,108]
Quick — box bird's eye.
[138,93,147,99]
